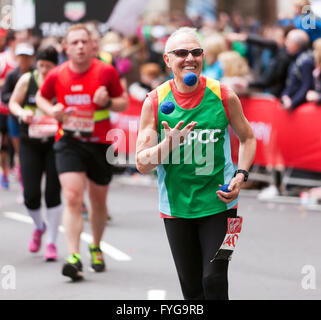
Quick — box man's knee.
[64,188,83,210]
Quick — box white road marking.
[147,290,166,300]
[3,211,33,224]
[80,232,132,261]
[3,211,132,262]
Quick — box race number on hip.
[28,115,58,139]
[211,216,243,261]
[62,106,94,137]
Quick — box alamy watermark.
[105,123,217,176]
[301,5,317,30]
[1,265,16,290]
[301,265,316,290]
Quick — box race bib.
[62,106,94,137]
[28,115,58,139]
[211,216,243,261]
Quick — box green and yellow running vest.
[156,78,237,218]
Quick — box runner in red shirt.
[36,24,128,281]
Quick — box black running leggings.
[19,138,61,210]
[164,209,237,300]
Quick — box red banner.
[275,102,321,172]
[231,96,281,167]
[231,96,321,172]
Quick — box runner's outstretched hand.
[161,120,198,149]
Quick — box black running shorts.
[53,136,114,185]
[0,114,8,135]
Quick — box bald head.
[164,27,202,53]
[285,29,310,55]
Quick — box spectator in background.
[40,36,67,65]
[202,33,227,80]
[281,29,314,110]
[121,35,147,87]
[138,13,169,73]
[99,31,123,65]
[100,31,130,89]
[231,10,245,33]
[185,0,216,27]
[218,50,252,95]
[306,38,321,104]
[128,62,164,102]
[226,26,294,98]
[216,12,234,33]
[85,22,102,60]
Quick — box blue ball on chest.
[160,101,175,114]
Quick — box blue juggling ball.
[219,184,230,193]
[160,101,175,114]
[183,72,198,86]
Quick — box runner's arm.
[35,90,54,115]
[136,97,164,174]
[93,85,128,112]
[8,73,30,118]
[35,91,64,121]
[216,87,256,203]
[35,68,64,120]
[100,64,128,112]
[108,91,128,112]
[228,87,256,179]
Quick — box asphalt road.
[1,172,321,300]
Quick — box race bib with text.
[28,115,58,139]
[62,106,94,137]
[211,216,243,261]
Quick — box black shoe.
[89,244,106,272]
[62,254,84,281]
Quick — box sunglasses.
[167,48,204,58]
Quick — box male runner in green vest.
[136,27,256,300]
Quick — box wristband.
[104,99,112,109]
[233,169,249,182]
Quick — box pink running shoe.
[45,243,57,261]
[29,224,46,253]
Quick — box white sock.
[27,208,45,230]
[46,204,63,245]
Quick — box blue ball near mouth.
[183,72,198,86]
[219,184,230,193]
[160,101,175,114]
